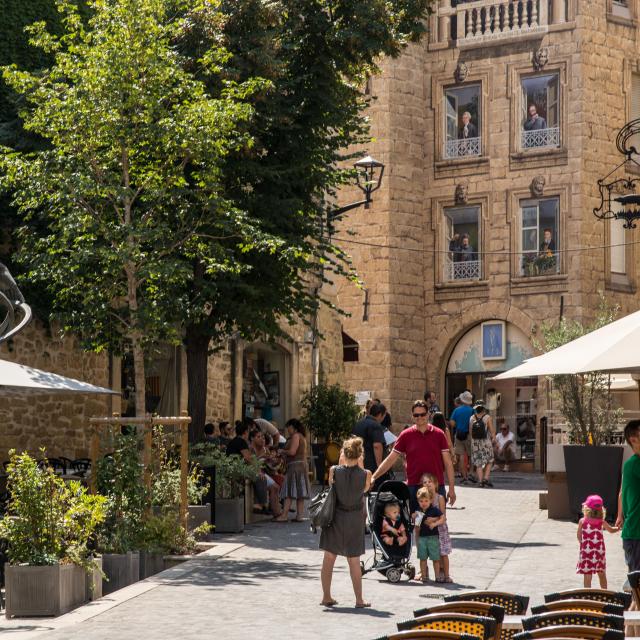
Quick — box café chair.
[544,590,631,610]
[397,613,497,640]
[445,592,530,615]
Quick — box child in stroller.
[362,481,416,583]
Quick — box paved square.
[0,474,630,640]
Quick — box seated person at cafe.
[227,421,274,515]
[493,420,515,472]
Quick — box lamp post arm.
[327,198,371,224]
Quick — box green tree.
[1,0,262,415]
[535,297,623,446]
[178,0,432,438]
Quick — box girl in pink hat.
[576,494,619,588]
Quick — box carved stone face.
[454,62,469,83]
[533,47,549,71]
[530,175,546,197]
[455,183,468,204]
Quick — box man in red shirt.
[371,399,456,511]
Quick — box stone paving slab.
[0,473,630,640]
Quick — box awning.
[491,309,640,380]
[0,358,118,395]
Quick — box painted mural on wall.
[447,321,534,373]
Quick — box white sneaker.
[503,465,510,472]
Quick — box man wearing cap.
[616,420,640,577]
[493,419,515,472]
[450,391,474,484]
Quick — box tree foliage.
[0,0,265,415]
[535,297,623,446]
[300,379,360,443]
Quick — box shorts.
[454,434,472,458]
[623,539,640,572]
[417,535,441,561]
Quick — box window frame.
[443,204,483,283]
[508,185,569,291]
[517,197,561,278]
[432,192,491,295]
[519,72,562,152]
[508,59,569,166]
[442,83,483,161]
[432,68,490,174]
[604,197,636,292]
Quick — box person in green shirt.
[616,420,640,572]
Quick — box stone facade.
[326,0,640,445]
[0,322,111,462]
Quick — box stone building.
[328,0,640,464]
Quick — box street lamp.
[310,154,385,388]
[593,119,640,229]
[327,155,385,225]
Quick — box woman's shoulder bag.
[309,467,337,534]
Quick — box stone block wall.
[332,0,640,431]
[0,321,111,463]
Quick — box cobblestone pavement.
[1,473,630,640]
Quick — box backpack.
[309,473,337,534]
[471,415,487,440]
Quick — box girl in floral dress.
[576,494,619,588]
[422,473,453,583]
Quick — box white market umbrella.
[0,358,118,394]
[491,308,640,380]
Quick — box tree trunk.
[185,325,210,443]
[132,338,146,418]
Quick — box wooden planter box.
[5,563,87,617]
[101,552,140,595]
[188,504,211,532]
[85,556,103,601]
[215,497,244,533]
[139,551,165,580]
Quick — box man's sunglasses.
[412,412,428,418]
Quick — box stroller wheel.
[386,567,402,583]
[406,565,416,581]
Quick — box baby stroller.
[361,480,415,583]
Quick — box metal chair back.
[444,591,529,615]
[522,611,624,632]
[372,631,481,640]
[531,601,624,617]
[398,613,497,640]
[414,601,504,640]
[513,626,624,640]
[543,589,631,610]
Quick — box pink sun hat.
[584,494,604,509]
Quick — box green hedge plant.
[0,450,106,571]
[300,380,360,444]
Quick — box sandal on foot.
[355,602,371,608]
[436,576,446,583]
[320,599,338,607]
[444,576,453,583]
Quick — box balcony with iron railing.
[434,0,569,48]
[521,126,560,149]
[445,136,482,159]
[445,256,482,281]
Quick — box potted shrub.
[538,300,624,522]
[151,436,211,533]
[140,440,212,578]
[300,380,360,482]
[0,451,106,617]
[95,433,146,594]
[191,444,260,533]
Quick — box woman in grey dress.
[319,436,372,608]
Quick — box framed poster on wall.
[481,321,506,360]
[263,371,280,407]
